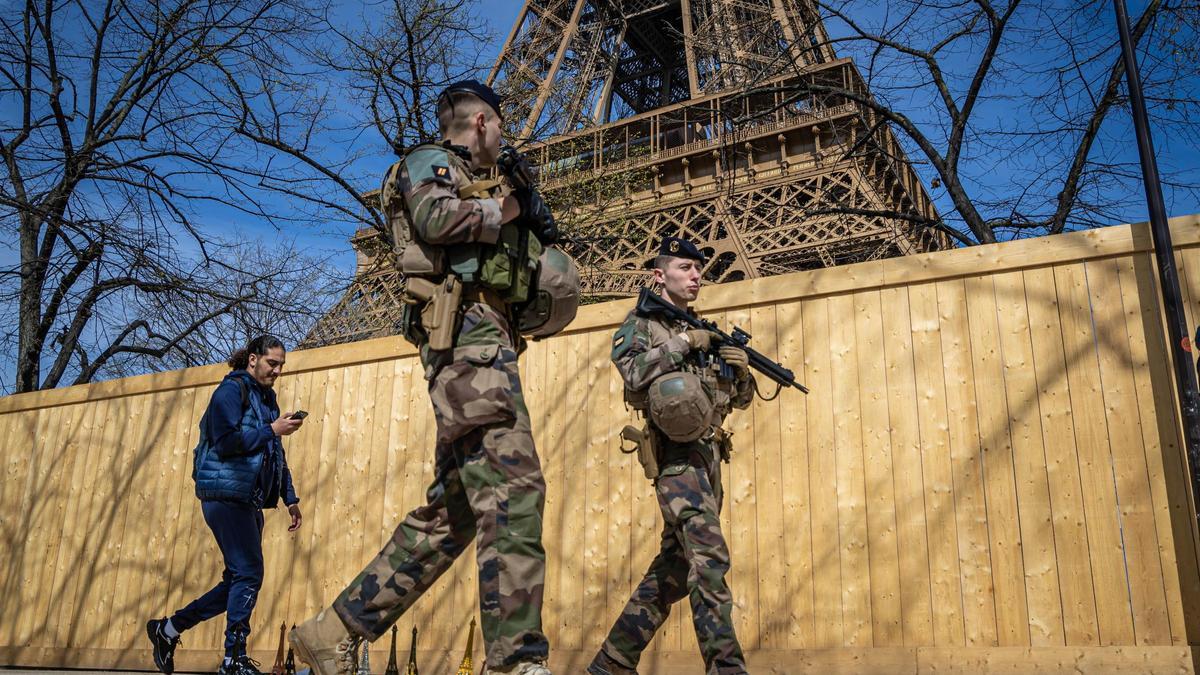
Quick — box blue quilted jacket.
[192,370,298,508]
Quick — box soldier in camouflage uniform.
[291,81,555,675]
[588,237,754,675]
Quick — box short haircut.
[437,91,497,136]
[653,255,704,271]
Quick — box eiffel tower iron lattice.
[301,0,949,348]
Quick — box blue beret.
[655,236,707,264]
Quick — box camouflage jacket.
[394,142,503,246]
[611,305,754,426]
[389,142,516,373]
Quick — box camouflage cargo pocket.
[430,344,517,443]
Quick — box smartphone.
[290,410,309,420]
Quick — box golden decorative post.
[455,617,476,675]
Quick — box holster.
[711,426,733,463]
[402,276,463,352]
[620,423,660,481]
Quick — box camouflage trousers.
[333,343,549,669]
[598,442,747,674]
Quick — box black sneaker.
[218,655,264,675]
[146,617,180,675]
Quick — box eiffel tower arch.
[302,0,949,347]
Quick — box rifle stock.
[635,288,810,395]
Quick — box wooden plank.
[1086,257,1172,645]
[4,407,50,646]
[1053,263,1136,645]
[802,296,842,648]
[112,391,177,651]
[725,306,760,650]
[827,293,871,646]
[936,278,998,647]
[48,401,104,647]
[854,290,903,646]
[992,270,1065,646]
[364,358,396,558]
[541,334,568,649]
[582,328,614,652]
[378,358,415,555]
[1118,254,1198,646]
[559,332,590,651]
[308,367,352,619]
[82,394,136,649]
[749,304,787,649]
[774,300,814,649]
[0,408,36,644]
[964,274,1029,646]
[148,390,199,623]
[605,333,636,651]
[1023,266,1100,645]
[879,285,934,646]
[275,369,317,626]
[23,400,80,647]
[908,281,966,647]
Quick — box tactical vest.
[381,143,542,305]
[624,312,736,420]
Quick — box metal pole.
[1114,0,1200,522]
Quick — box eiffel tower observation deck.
[302,0,949,347]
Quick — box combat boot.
[289,608,360,675]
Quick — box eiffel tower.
[302,0,948,346]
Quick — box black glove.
[514,187,559,245]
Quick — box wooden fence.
[3,217,1200,673]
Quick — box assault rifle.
[635,287,810,395]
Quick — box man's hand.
[718,345,750,377]
[272,413,303,437]
[499,194,521,224]
[287,504,303,531]
[683,329,719,352]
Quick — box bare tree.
[0,0,368,393]
[774,0,1200,245]
[230,0,491,223]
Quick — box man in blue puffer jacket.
[145,335,305,675]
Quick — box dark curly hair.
[227,334,285,370]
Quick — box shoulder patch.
[611,321,638,360]
[404,146,455,186]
